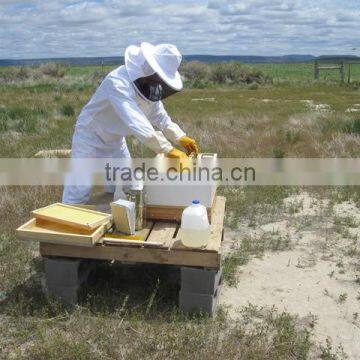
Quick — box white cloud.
[0,0,359,58]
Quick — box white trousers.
[62,126,130,204]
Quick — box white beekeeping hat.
[125,42,183,91]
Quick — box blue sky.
[1,0,359,59]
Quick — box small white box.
[145,154,218,208]
[110,199,136,234]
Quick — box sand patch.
[301,100,333,113]
[219,249,360,359]
[334,201,360,225]
[346,104,360,113]
[220,193,360,358]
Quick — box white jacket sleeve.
[106,83,173,154]
[147,101,186,144]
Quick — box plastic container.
[180,200,210,248]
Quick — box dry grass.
[0,303,314,359]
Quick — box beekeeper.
[62,42,199,204]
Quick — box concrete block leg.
[44,257,96,305]
[179,266,222,316]
[46,283,81,305]
[179,285,221,315]
[180,267,222,295]
[166,265,181,286]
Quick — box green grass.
[60,104,75,117]
[2,61,360,83]
[252,62,360,83]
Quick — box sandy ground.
[220,193,360,359]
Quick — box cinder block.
[46,283,80,305]
[45,257,95,287]
[179,285,221,316]
[167,266,181,285]
[181,267,222,295]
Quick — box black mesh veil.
[133,73,179,102]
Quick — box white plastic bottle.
[180,200,210,248]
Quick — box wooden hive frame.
[32,203,112,231]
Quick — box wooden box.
[17,218,109,247]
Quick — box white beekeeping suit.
[62,43,186,204]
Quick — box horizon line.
[1,54,360,62]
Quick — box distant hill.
[0,54,359,67]
[184,54,316,63]
[0,56,124,67]
[316,55,360,62]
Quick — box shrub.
[0,106,46,133]
[61,104,75,117]
[0,66,32,82]
[343,118,360,135]
[286,130,301,144]
[89,70,107,85]
[15,117,37,133]
[322,117,360,135]
[181,61,211,80]
[210,62,267,85]
[190,77,213,89]
[16,66,31,80]
[210,62,235,83]
[180,61,270,87]
[248,82,259,90]
[0,117,8,132]
[273,147,285,158]
[39,62,66,78]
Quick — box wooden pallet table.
[40,196,226,269]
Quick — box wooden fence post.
[340,61,345,83]
[348,63,351,83]
[314,61,319,80]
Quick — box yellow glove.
[166,148,189,159]
[178,136,199,156]
[165,148,191,172]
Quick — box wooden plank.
[146,205,184,222]
[170,237,218,253]
[146,222,177,248]
[102,238,163,248]
[72,204,97,211]
[39,242,220,268]
[206,196,226,252]
[34,149,71,158]
[101,222,154,247]
[318,66,342,70]
[132,222,153,240]
[146,202,213,222]
[103,221,153,240]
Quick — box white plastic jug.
[180,200,210,248]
